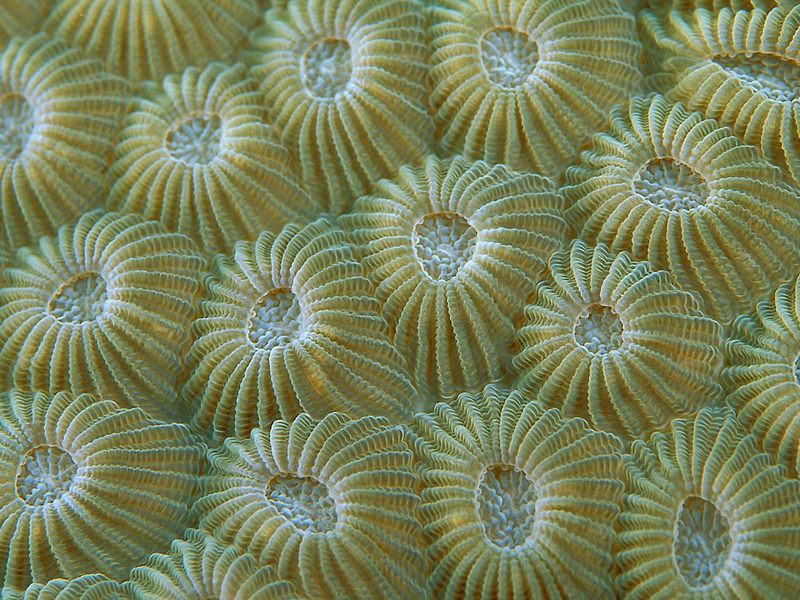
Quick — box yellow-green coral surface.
[1,1,800,599]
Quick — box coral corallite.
[195,412,426,599]
[182,218,417,442]
[724,273,800,478]
[410,385,623,598]
[245,0,433,213]
[0,34,128,249]
[618,407,800,597]
[564,94,800,323]
[0,389,204,590]
[428,0,641,178]
[346,155,567,407]
[0,210,205,422]
[514,240,724,441]
[108,62,316,257]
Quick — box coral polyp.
[724,273,800,477]
[564,94,800,323]
[245,0,433,213]
[346,155,566,405]
[515,240,724,441]
[618,407,800,597]
[0,211,205,421]
[108,63,315,256]
[411,385,623,598]
[0,35,127,249]
[428,0,641,177]
[182,218,416,442]
[196,413,426,599]
[0,390,203,590]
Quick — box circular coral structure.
[563,94,800,323]
[108,62,316,256]
[182,218,416,442]
[410,385,623,598]
[0,34,128,249]
[127,529,302,600]
[195,412,426,599]
[514,240,724,441]
[0,210,205,422]
[0,390,204,590]
[2,575,128,600]
[427,0,641,178]
[43,0,260,82]
[724,273,800,478]
[345,155,566,405]
[645,6,800,185]
[618,407,800,597]
[245,0,432,213]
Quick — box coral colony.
[1,0,800,599]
